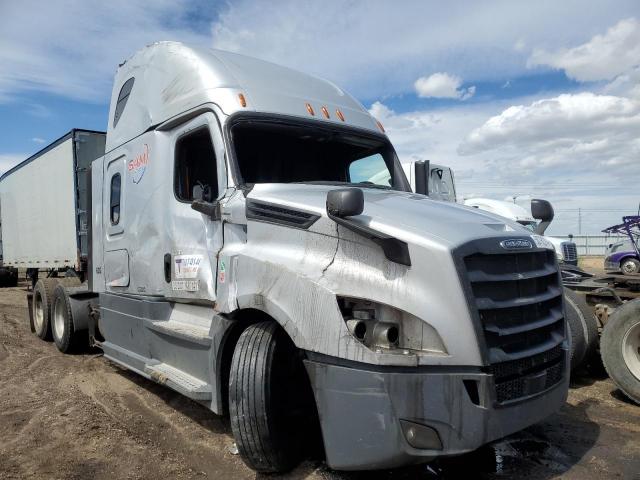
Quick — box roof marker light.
[376,120,386,133]
[305,103,315,116]
[336,109,345,121]
[238,93,247,107]
[321,106,330,119]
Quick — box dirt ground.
[1,281,639,480]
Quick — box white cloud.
[0,1,211,103]
[527,17,640,82]
[457,93,640,190]
[31,138,45,144]
[210,0,637,99]
[414,73,475,100]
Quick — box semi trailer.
[2,42,570,472]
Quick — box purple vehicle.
[603,216,640,275]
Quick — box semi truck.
[1,42,570,472]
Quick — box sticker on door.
[174,254,202,279]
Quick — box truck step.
[144,362,212,401]
[143,319,212,347]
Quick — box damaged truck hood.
[246,183,522,249]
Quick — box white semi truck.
[397,161,578,265]
[1,42,570,472]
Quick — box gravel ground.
[0,282,638,480]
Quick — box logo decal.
[500,238,533,250]
[128,144,149,184]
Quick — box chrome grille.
[462,247,566,404]
[561,242,578,262]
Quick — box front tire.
[229,321,312,473]
[621,258,640,275]
[601,299,640,404]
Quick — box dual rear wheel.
[32,277,82,352]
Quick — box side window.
[110,173,121,224]
[113,77,134,128]
[348,153,390,186]
[175,128,218,202]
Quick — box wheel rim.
[53,297,65,341]
[34,292,44,333]
[622,261,637,274]
[622,321,640,382]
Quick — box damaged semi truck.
[1,42,570,472]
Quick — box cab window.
[174,128,218,202]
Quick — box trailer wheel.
[601,299,640,404]
[621,258,640,276]
[32,278,59,340]
[229,321,312,473]
[51,284,82,353]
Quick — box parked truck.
[1,42,570,472]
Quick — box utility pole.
[578,208,582,235]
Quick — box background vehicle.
[1,42,570,472]
[0,129,106,286]
[603,216,640,275]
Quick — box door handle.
[164,253,171,283]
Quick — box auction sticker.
[174,255,202,279]
[172,280,200,292]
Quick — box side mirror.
[326,188,364,218]
[531,198,554,235]
[531,198,554,222]
[414,160,429,195]
[191,200,221,220]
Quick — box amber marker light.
[238,93,247,107]
[321,106,330,119]
[305,103,315,116]
[376,120,386,133]
[336,109,345,121]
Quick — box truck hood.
[247,183,527,249]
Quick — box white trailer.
[0,130,105,279]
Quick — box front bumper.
[304,353,569,471]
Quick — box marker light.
[321,106,330,119]
[336,109,345,121]
[305,103,315,116]
[238,93,247,107]
[376,120,386,133]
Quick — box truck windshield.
[230,120,410,191]
[518,221,537,232]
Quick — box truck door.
[102,154,129,288]
[165,112,226,302]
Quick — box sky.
[0,0,638,235]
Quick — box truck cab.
[13,42,569,473]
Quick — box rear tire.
[32,278,58,340]
[31,277,81,341]
[601,299,640,404]
[229,321,312,473]
[51,284,82,353]
[621,258,640,276]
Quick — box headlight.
[338,296,447,355]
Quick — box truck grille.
[561,242,578,262]
[462,247,566,405]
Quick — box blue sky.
[1,0,639,234]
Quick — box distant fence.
[552,234,627,256]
